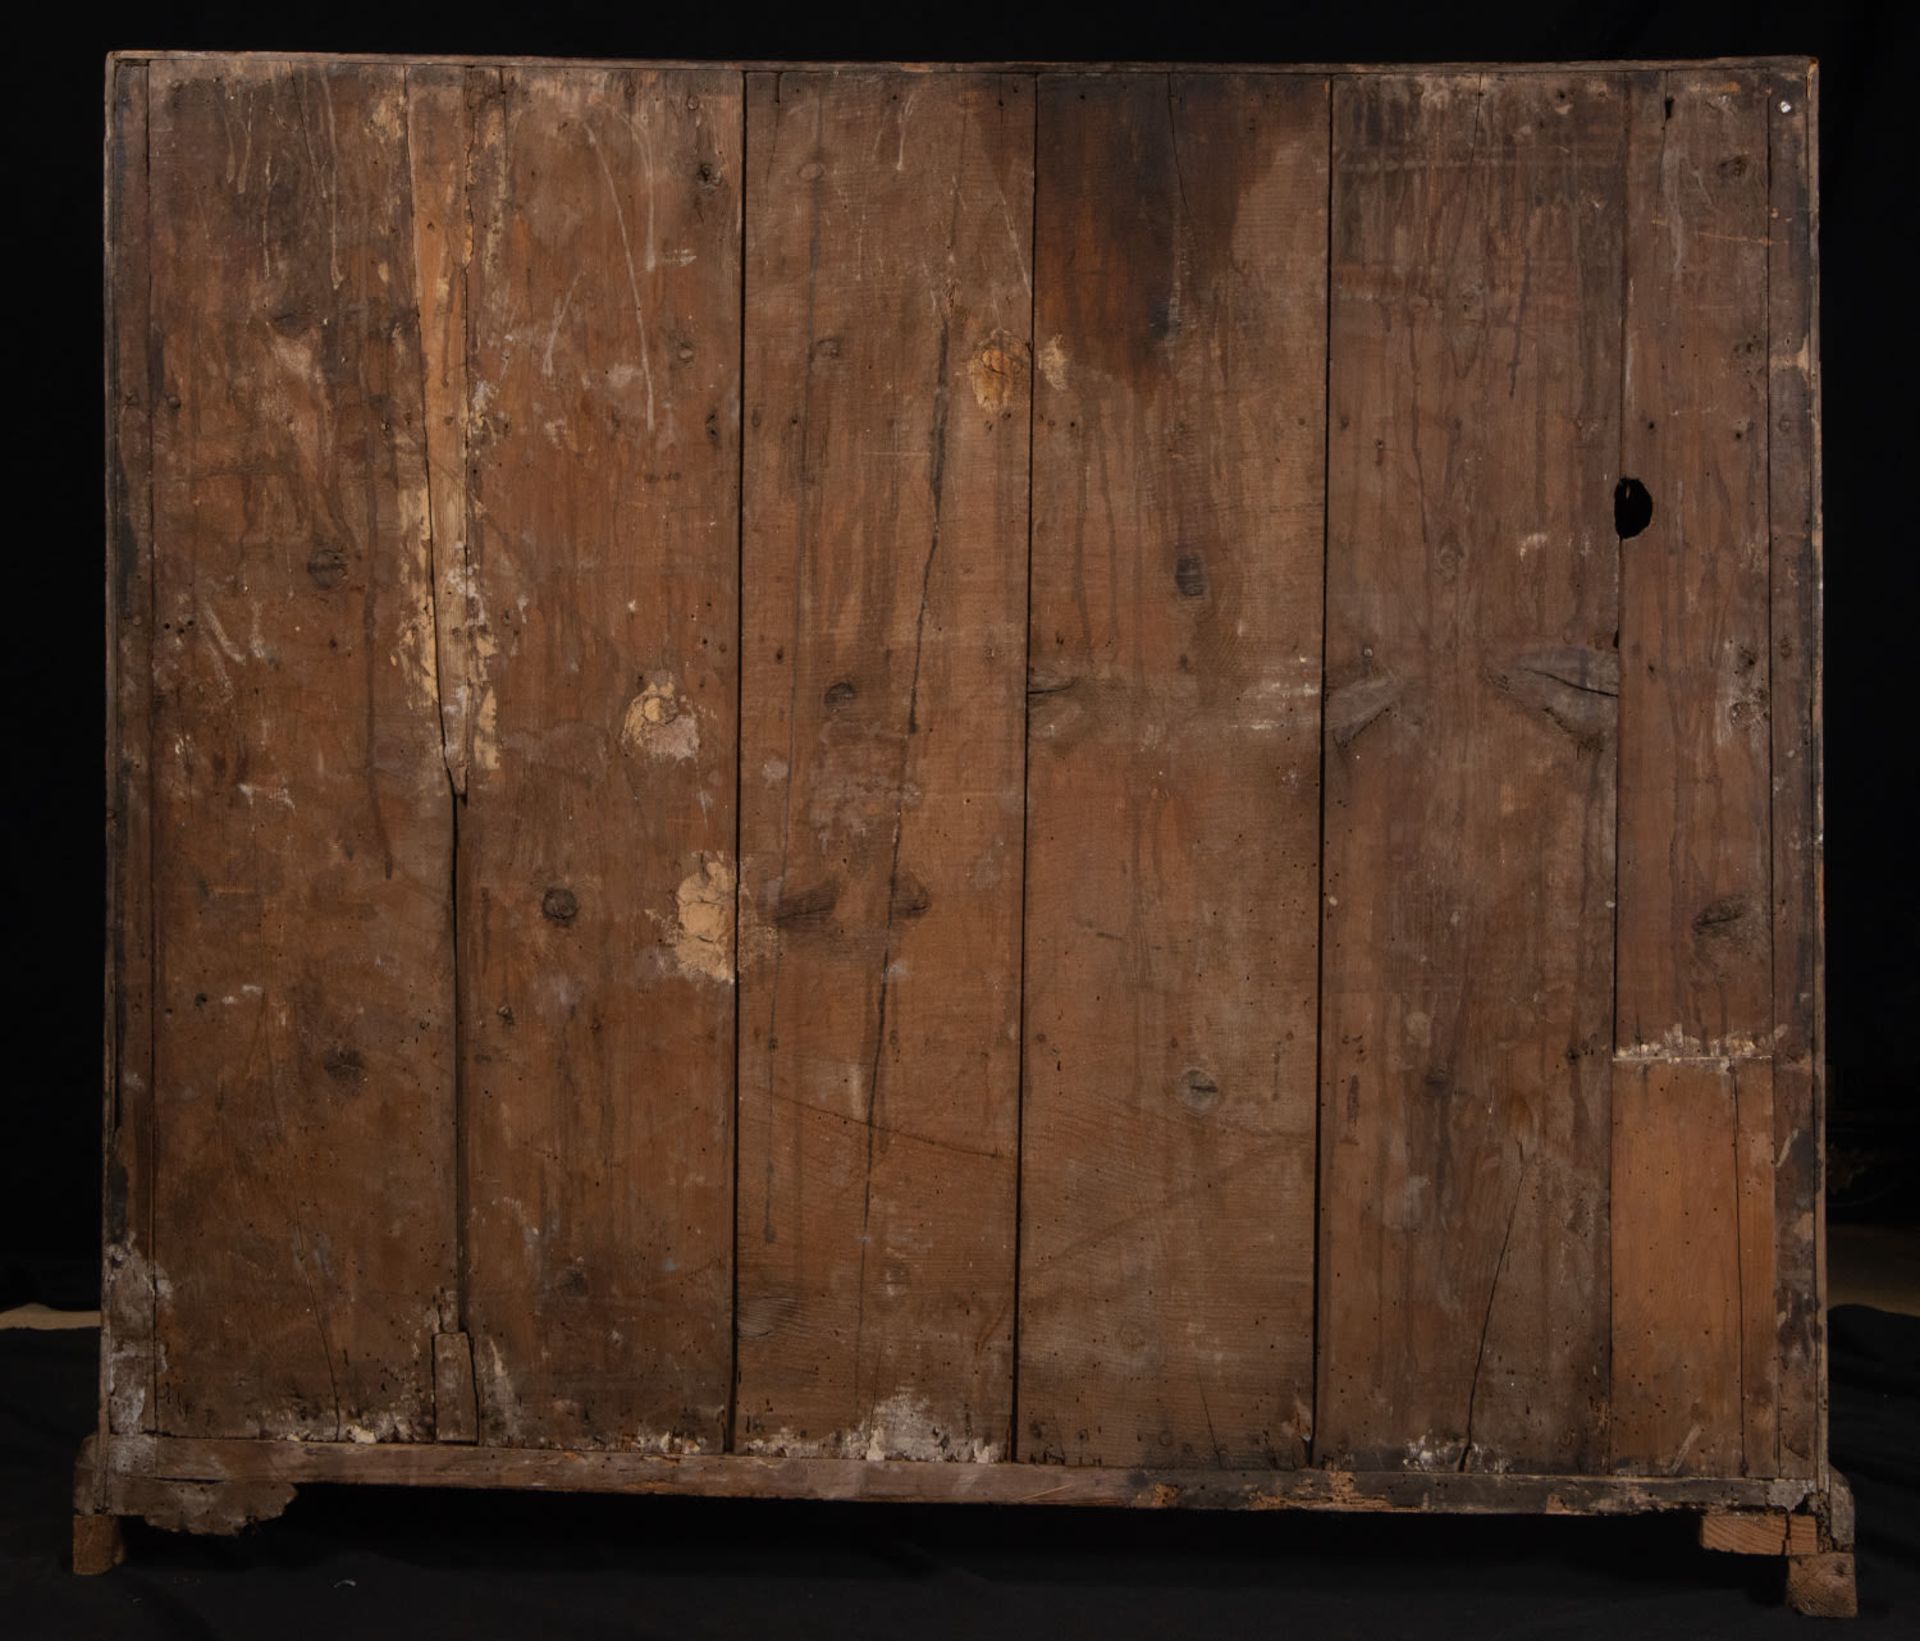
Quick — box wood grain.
[102,58,156,1443]
[1765,63,1821,1481]
[1018,72,1327,1469]
[1786,1552,1858,1619]
[734,70,1032,1462]
[100,1430,1818,1515]
[104,52,1830,1524]
[1615,69,1772,1057]
[1317,73,1623,1473]
[1608,68,1778,1481]
[1609,1059,1770,1474]
[1699,1508,1820,1556]
[145,59,456,1439]
[451,66,743,1450]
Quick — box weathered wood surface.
[96,1433,1816,1515]
[446,65,743,1452]
[104,54,1826,1526]
[1316,73,1623,1473]
[1615,68,1773,1059]
[1699,1508,1820,1556]
[1608,68,1780,1481]
[144,59,457,1441]
[1786,1552,1859,1619]
[734,70,1032,1461]
[1610,1059,1747,1475]
[1019,72,1327,1469]
[1765,62,1822,1482]
[102,58,156,1448]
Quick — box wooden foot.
[1786,1552,1858,1619]
[72,1513,125,1576]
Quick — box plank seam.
[1604,75,1635,1471]
[1008,68,1040,1465]
[727,66,747,1459]
[1760,69,1779,1483]
[1307,71,1336,1470]
[140,58,158,1445]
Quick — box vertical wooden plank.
[735,70,1031,1461]
[1317,73,1623,1473]
[1018,72,1327,1470]
[1615,69,1772,1057]
[146,59,456,1439]
[455,66,743,1451]
[102,57,157,1443]
[1609,67,1776,1478]
[1609,1060,1747,1475]
[1736,1059,1779,1470]
[1765,61,1821,1481]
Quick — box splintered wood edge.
[98,1435,1820,1515]
[103,51,1816,76]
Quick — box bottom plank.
[93,1434,1817,1517]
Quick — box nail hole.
[1614,477,1653,540]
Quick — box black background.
[3,0,1912,1307]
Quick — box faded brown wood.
[1608,68,1779,1482]
[1019,71,1326,1470]
[452,65,743,1450]
[101,52,1832,1579]
[1699,1508,1820,1556]
[1317,72,1623,1473]
[102,57,156,1446]
[1737,1060,1781,1470]
[1766,62,1821,1481]
[145,59,457,1440]
[734,70,1032,1462]
[99,1432,1817,1516]
[1615,69,1773,1057]
[1609,1059,1761,1474]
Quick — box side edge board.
[97,1436,1817,1515]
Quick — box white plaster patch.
[621,677,701,763]
[657,855,735,984]
[739,1392,1001,1464]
